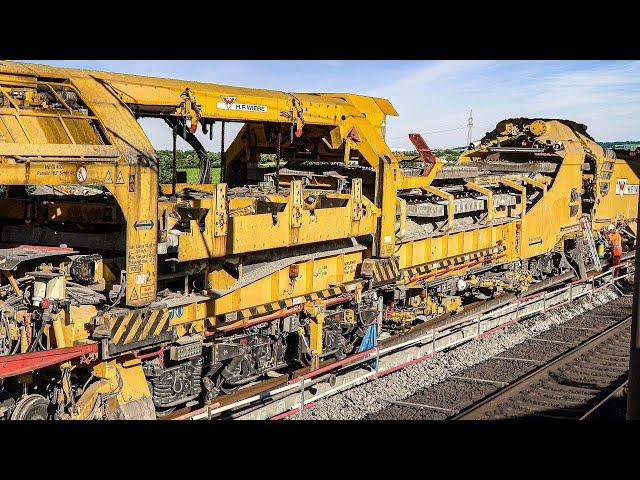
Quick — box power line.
[467,109,473,146]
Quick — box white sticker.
[615,178,639,196]
[76,166,87,183]
[225,312,238,322]
[292,296,305,306]
[217,96,267,113]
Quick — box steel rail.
[452,316,631,420]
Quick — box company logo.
[217,96,267,113]
[221,96,236,108]
[615,178,639,196]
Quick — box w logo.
[221,96,236,108]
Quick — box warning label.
[127,242,155,274]
[104,170,113,184]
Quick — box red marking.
[347,127,361,143]
[169,402,221,421]
[408,133,437,177]
[478,320,516,339]
[370,353,433,380]
[0,344,98,379]
[222,96,236,107]
[269,402,317,420]
[40,298,51,310]
[134,345,165,360]
[0,243,74,253]
[289,346,376,384]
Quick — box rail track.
[368,285,633,420]
[453,314,631,420]
[168,257,634,420]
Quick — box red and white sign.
[217,96,267,113]
[615,178,639,196]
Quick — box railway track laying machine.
[0,61,637,419]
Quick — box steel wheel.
[10,394,51,420]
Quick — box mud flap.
[108,396,156,420]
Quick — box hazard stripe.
[153,315,169,337]
[220,285,352,324]
[401,245,508,280]
[118,311,139,345]
[112,312,134,344]
[143,312,162,342]
[110,314,126,340]
[139,310,159,341]
[123,314,143,344]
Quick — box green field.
[175,168,221,183]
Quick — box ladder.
[581,216,601,271]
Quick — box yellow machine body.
[0,63,637,419]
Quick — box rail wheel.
[10,394,52,420]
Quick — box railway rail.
[453,313,631,420]
[169,257,634,420]
[367,280,633,420]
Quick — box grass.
[177,168,221,183]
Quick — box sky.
[25,60,640,151]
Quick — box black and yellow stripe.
[403,245,506,279]
[105,308,174,354]
[215,285,352,325]
[362,256,400,285]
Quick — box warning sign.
[129,174,136,192]
[129,287,139,301]
[115,171,125,184]
[104,170,113,184]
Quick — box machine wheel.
[10,394,51,420]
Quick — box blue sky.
[26,60,640,150]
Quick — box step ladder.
[581,216,601,271]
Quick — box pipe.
[275,131,282,193]
[220,122,225,183]
[291,346,376,383]
[628,197,640,418]
[171,125,177,196]
[211,294,355,334]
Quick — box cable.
[86,369,123,420]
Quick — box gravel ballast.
[292,287,621,420]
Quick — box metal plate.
[0,244,76,271]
